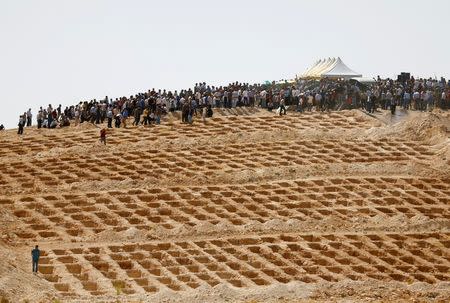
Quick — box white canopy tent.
[302,59,321,77]
[315,57,338,76]
[321,57,362,79]
[300,57,361,79]
[306,58,331,77]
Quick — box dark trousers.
[18,124,24,134]
[32,259,38,272]
[27,117,32,126]
[107,117,112,128]
[37,119,42,129]
[279,105,286,115]
[182,111,188,123]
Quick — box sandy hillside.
[0,108,449,303]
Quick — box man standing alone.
[32,245,40,273]
[100,128,107,145]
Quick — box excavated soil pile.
[0,108,449,302]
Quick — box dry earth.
[0,108,449,302]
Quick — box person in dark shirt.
[100,128,106,145]
[0,124,4,131]
[18,115,25,135]
[32,245,40,273]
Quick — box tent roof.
[301,57,361,78]
[315,58,337,76]
[306,58,332,77]
[302,59,321,77]
[321,57,361,78]
[303,60,321,77]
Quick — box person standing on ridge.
[106,106,113,128]
[26,109,32,127]
[279,97,287,116]
[122,108,128,128]
[18,115,25,135]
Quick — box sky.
[0,0,449,128]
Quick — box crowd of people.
[11,76,449,135]
[351,76,449,115]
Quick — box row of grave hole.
[10,202,449,241]
[4,174,448,202]
[38,251,449,295]
[0,118,372,158]
[2,154,432,185]
[10,190,449,208]
[0,140,432,180]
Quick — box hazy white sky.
[0,0,449,128]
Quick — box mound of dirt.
[75,122,100,130]
[367,112,447,144]
[0,243,57,303]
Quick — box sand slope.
[0,108,449,302]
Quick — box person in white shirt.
[292,88,299,106]
[242,89,249,106]
[307,94,314,111]
[26,109,32,127]
[260,90,267,108]
[74,108,80,126]
[441,91,447,109]
[106,107,113,128]
[195,91,201,102]
[36,111,43,129]
[214,91,221,108]
[168,98,176,112]
[426,90,433,110]
[232,90,239,108]
[386,91,393,110]
[412,91,420,110]
[315,92,322,103]
[279,98,286,115]
[395,87,403,105]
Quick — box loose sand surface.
[0,108,449,302]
